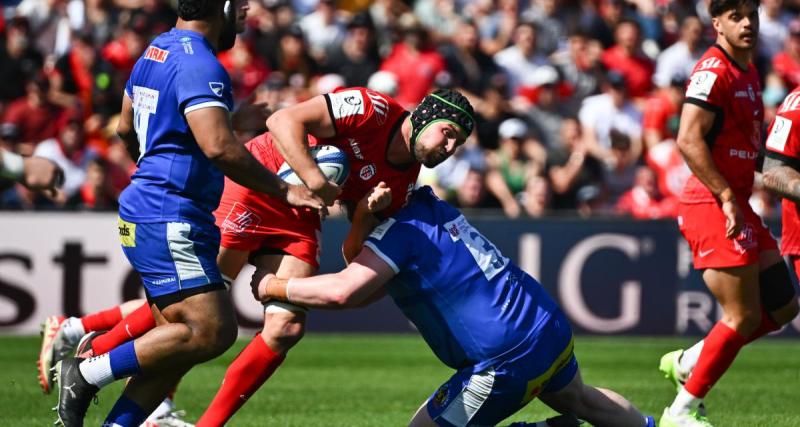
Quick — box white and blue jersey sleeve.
[364,218,422,273]
[176,58,233,116]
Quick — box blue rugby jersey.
[119,28,234,226]
[364,187,562,372]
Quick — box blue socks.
[109,340,141,379]
[104,395,147,426]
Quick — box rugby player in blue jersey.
[52,0,323,425]
[254,184,656,427]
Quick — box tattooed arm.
[762,155,800,204]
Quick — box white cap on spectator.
[316,73,345,94]
[498,118,528,140]
[367,71,398,96]
[528,65,559,87]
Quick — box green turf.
[4,335,800,426]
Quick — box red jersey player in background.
[657,1,799,426]
[763,87,800,307]
[195,87,476,426]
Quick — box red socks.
[92,302,156,355]
[80,306,123,332]
[196,334,285,427]
[684,322,746,398]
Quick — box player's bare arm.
[116,93,140,161]
[187,106,323,209]
[762,156,800,204]
[342,182,392,264]
[254,248,394,308]
[677,102,742,238]
[266,95,341,205]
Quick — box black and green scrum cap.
[410,89,476,146]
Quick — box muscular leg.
[197,252,316,426]
[539,370,645,427]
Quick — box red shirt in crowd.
[601,45,655,98]
[773,52,800,89]
[380,44,445,109]
[642,89,679,141]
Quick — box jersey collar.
[711,43,749,73]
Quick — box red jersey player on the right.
[659,0,799,426]
[763,87,800,271]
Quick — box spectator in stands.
[604,130,639,205]
[439,18,501,97]
[519,65,571,147]
[773,19,800,89]
[367,70,398,96]
[601,18,654,99]
[0,17,43,104]
[71,157,118,210]
[414,0,460,42]
[299,0,346,62]
[758,0,794,60]
[101,15,149,74]
[520,173,551,217]
[272,24,319,88]
[1,74,62,155]
[493,21,549,96]
[16,0,76,58]
[463,0,517,56]
[642,74,686,150]
[653,16,704,89]
[550,28,603,113]
[578,71,643,164]
[50,33,116,113]
[218,38,271,100]
[251,0,296,68]
[546,117,605,211]
[486,118,544,218]
[322,12,380,88]
[380,13,445,109]
[32,109,98,202]
[453,167,491,209]
[615,165,677,219]
[521,0,565,55]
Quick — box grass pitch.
[2,335,799,426]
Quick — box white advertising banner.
[0,213,264,335]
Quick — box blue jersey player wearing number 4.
[256,185,656,427]
[52,0,322,426]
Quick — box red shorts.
[212,141,321,268]
[678,201,777,269]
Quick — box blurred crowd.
[1,0,799,218]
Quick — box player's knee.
[262,313,306,350]
[726,310,762,336]
[188,316,237,361]
[773,298,799,326]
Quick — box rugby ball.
[277,145,350,186]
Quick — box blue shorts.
[118,218,223,299]
[426,311,577,427]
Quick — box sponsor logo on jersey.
[699,57,722,70]
[447,223,460,238]
[779,91,800,114]
[133,86,159,114]
[209,82,225,97]
[766,116,793,152]
[359,164,376,180]
[685,71,717,102]
[728,148,757,159]
[329,90,365,119]
[366,90,389,125]
[118,218,136,247]
[152,277,176,285]
[220,202,262,236]
[144,46,169,63]
[180,37,194,55]
[747,84,755,101]
[348,138,364,160]
[733,223,756,254]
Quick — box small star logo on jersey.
[209,82,225,97]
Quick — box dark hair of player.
[178,0,221,21]
[708,0,759,18]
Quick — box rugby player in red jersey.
[195,87,476,426]
[658,1,799,425]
